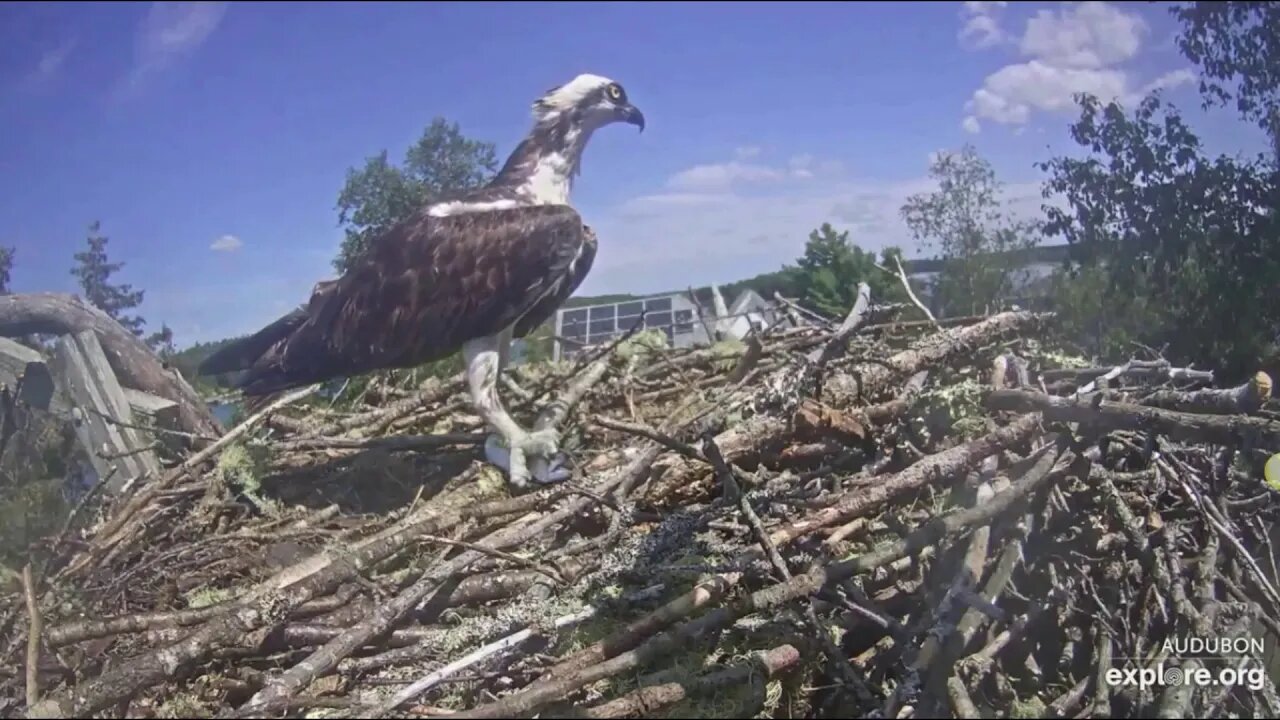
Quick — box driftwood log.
[0,293,221,439]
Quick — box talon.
[523,427,561,459]
[484,431,562,489]
[529,452,572,485]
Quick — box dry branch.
[986,388,1280,448]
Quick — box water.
[209,400,240,427]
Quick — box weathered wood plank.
[123,387,180,430]
[0,336,55,410]
[51,331,161,491]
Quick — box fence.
[0,331,179,494]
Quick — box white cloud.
[960,2,1196,130]
[959,1,1009,50]
[19,38,78,91]
[114,2,228,100]
[1020,1,1146,69]
[36,39,77,80]
[210,234,242,252]
[582,150,1053,298]
[665,161,786,193]
[734,145,761,159]
[788,154,816,179]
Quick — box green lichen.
[1037,349,1092,370]
[156,693,211,718]
[1009,695,1047,718]
[616,328,671,362]
[184,586,233,609]
[709,338,747,373]
[215,442,279,517]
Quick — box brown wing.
[233,204,588,395]
[512,224,597,338]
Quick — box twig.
[273,433,484,453]
[231,472,630,718]
[374,584,667,715]
[888,255,939,329]
[581,644,802,718]
[22,564,41,709]
[591,416,704,460]
[416,534,564,585]
[373,606,597,716]
[454,434,1069,719]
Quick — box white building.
[552,287,795,362]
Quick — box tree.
[901,145,1041,317]
[782,223,906,318]
[334,118,499,273]
[0,246,13,295]
[146,323,176,359]
[1171,2,1280,158]
[1037,92,1279,378]
[71,221,146,336]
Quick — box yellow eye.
[607,84,623,101]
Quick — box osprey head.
[532,73,645,133]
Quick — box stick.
[22,564,41,709]
[986,389,1280,448]
[889,255,940,329]
[232,472,630,718]
[581,644,802,719]
[374,606,599,715]
[416,534,564,585]
[453,436,1068,719]
[31,484,573,717]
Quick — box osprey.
[199,73,645,486]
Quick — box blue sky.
[0,1,1267,346]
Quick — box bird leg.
[464,337,566,488]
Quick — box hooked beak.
[618,103,645,133]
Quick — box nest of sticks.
[3,289,1280,719]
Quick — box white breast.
[520,152,574,206]
[427,198,522,218]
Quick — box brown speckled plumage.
[202,204,595,395]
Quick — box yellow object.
[1266,453,1280,492]
[1254,371,1273,400]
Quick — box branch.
[22,564,41,710]
[986,388,1280,448]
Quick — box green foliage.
[0,412,78,568]
[1037,92,1280,379]
[901,145,1041,316]
[1045,264,1165,361]
[334,118,498,273]
[146,323,177,359]
[781,223,907,317]
[916,376,988,442]
[1172,1,1280,155]
[713,267,804,304]
[71,221,146,337]
[0,245,13,294]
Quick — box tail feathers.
[198,308,308,377]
